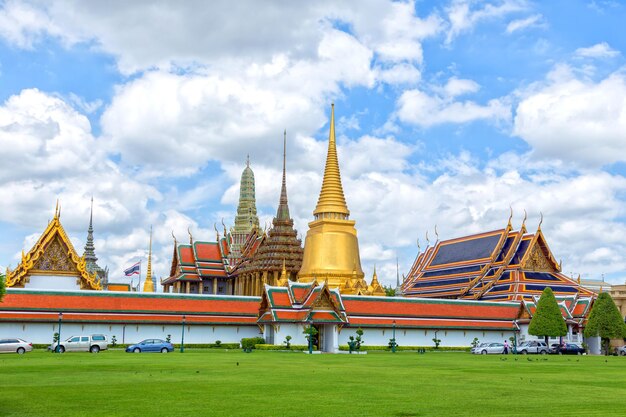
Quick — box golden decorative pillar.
[213,278,218,294]
[143,226,154,293]
[298,104,364,291]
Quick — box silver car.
[0,338,33,354]
[615,345,626,356]
[50,334,108,353]
[473,342,504,354]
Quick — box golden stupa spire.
[313,103,349,218]
[143,226,154,292]
[278,259,288,286]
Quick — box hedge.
[338,345,471,352]
[254,344,310,351]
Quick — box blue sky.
[1,0,625,287]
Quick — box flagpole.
[138,260,142,292]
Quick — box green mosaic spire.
[234,156,260,233]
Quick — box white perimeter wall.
[338,327,515,348]
[0,322,261,345]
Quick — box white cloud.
[396,87,510,127]
[505,13,543,34]
[0,0,61,49]
[514,64,626,165]
[574,42,620,58]
[445,0,527,44]
[442,77,480,97]
[101,27,375,175]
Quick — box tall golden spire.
[313,103,349,218]
[143,226,154,292]
[298,104,364,292]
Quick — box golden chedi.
[298,104,366,293]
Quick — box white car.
[615,345,626,356]
[517,340,549,355]
[0,338,33,354]
[50,334,108,353]
[472,342,504,354]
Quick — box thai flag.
[124,262,141,276]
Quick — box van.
[50,334,108,353]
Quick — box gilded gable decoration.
[6,205,102,290]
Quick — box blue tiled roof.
[511,239,530,264]
[421,265,482,278]
[431,234,501,266]
[495,236,515,262]
[412,276,472,288]
[524,272,561,281]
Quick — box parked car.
[0,338,33,354]
[517,340,549,354]
[472,342,504,355]
[615,345,626,356]
[50,334,108,353]
[126,339,174,353]
[553,343,585,355]
[470,343,489,354]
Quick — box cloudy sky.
[1,0,625,288]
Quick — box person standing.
[503,340,509,354]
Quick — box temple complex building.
[161,232,233,295]
[401,215,595,301]
[5,203,102,291]
[233,131,304,296]
[229,157,260,262]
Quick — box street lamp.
[307,320,313,354]
[180,314,186,353]
[56,312,63,353]
[392,320,397,353]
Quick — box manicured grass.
[1,349,625,416]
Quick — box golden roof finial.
[187,227,193,244]
[425,231,430,247]
[538,212,544,231]
[417,238,421,254]
[54,199,59,219]
[434,225,439,242]
[313,103,350,217]
[507,205,513,228]
[221,218,227,237]
[214,223,220,241]
[521,209,527,232]
[171,230,177,243]
[373,264,377,279]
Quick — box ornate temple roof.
[258,281,347,324]
[236,131,303,278]
[6,203,101,290]
[162,233,232,286]
[401,217,595,301]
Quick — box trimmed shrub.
[241,337,265,350]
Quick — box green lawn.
[1,349,625,416]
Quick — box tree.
[528,287,567,345]
[0,273,5,303]
[384,286,396,297]
[584,292,626,355]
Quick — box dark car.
[554,343,585,355]
[126,339,174,353]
